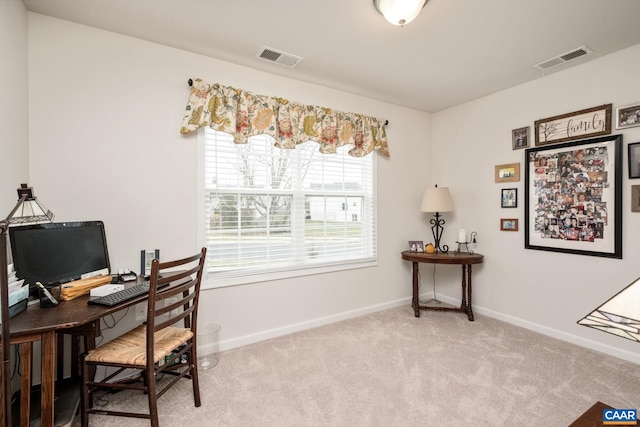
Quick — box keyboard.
[87,282,151,307]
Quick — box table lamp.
[420,185,454,253]
[577,276,640,343]
[1,184,54,426]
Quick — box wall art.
[616,103,640,129]
[512,126,530,150]
[628,142,640,179]
[501,188,517,208]
[495,163,520,183]
[525,134,622,258]
[500,218,518,231]
[534,104,612,146]
[632,185,640,213]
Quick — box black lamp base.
[430,212,448,254]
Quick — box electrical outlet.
[135,302,147,321]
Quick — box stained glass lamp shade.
[577,276,640,343]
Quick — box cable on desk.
[101,307,130,330]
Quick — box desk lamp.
[577,276,640,343]
[1,184,54,426]
[420,185,454,253]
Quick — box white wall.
[0,0,29,215]
[432,44,640,363]
[27,14,431,349]
[23,11,640,365]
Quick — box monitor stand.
[12,377,80,427]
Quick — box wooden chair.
[80,248,207,427]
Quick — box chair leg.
[191,348,201,407]
[146,368,160,427]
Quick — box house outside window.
[199,129,377,287]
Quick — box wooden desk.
[4,278,160,427]
[401,251,484,321]
[568,401,612,426]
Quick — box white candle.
[458,229,466,243]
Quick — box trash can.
[197,323,221,370]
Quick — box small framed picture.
[616,103,640,129]
[501,188,517,208]
[408,241,423,252]
[632,185,640,212]
[628,142,640,179]
[500,218,518,231]
[495,163,520,183]
[512,126,530,150]
[140,249,160,277]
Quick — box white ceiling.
[22,0,640,112]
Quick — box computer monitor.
[9,221,111,297]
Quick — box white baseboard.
[213,292,640,366]
[430,293,640,365]
[215,296,412,353]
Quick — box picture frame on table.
[500,218,518,231]
[524,134,622,259]
[628,142,640,179]
[501,188,517,208]
[408,241,423,252]
[616,103,640,129]
[140,249,160,278]
[495,163,520,183]
[512,126,530,150]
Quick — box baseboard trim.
[216,296,412,352]
[433,293,640,365]
[214,292,640,365]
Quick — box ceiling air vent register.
[534,46,593,70]
[256,46,303,68]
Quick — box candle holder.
[454,241,471,254]
[454,231,477,254]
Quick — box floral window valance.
[180,78,390,158]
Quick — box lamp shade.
[10,184,54,224]
[373,0,427,26]
[420,186,453,213]
[578,276,640,343]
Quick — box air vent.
[534,46,593,70]
[256,46,303,68]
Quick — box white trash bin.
[197,323,221,370]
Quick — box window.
[199,129,377,287]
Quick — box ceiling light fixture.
[373,0,427,26]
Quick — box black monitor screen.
[9,221,111,295]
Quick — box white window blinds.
[201,129,377,285]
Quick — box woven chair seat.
[85,325,193,366]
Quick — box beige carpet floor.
[72,306,640,426]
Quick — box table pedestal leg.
[460,265,467,310]
[467,265,474,321]
[412,262,420,317]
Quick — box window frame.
[197,130,378,289]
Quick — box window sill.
[201,259,377,289]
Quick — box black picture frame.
[512,126,530,150]
[524,134,622,259]
[501,188,517,208]
[628,142,640,179]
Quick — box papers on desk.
[0,273,29,322]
